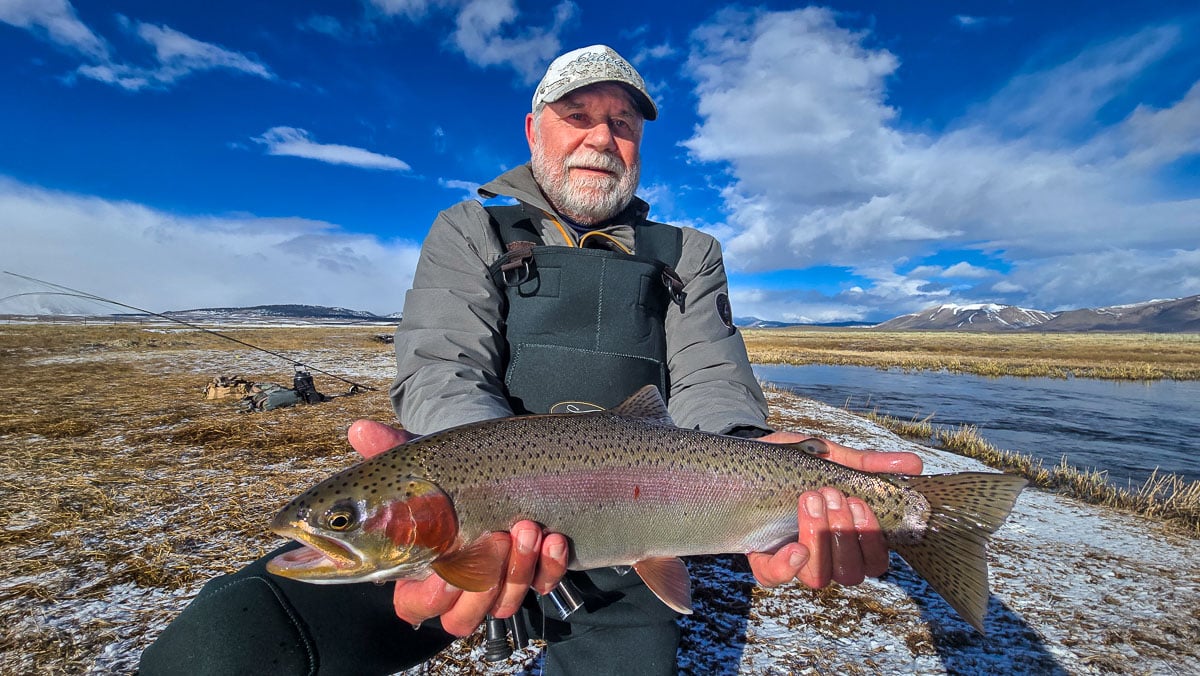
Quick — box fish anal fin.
[430,536,505,593]
[892,472,1028,633]
[633,556,693,615]
[610,385,674,426]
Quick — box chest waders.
[483,204,687,675]
[140,205,690,676]
[485,204,685,414]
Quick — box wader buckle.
[497,241,537,287]
[662,267,686,310]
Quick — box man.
[140,45,921,675]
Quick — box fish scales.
[402,412,921,566]
[268,385,1027,632]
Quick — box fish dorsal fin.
[610,385,674,426]
[431,536,505,593]
[634,556,693,615]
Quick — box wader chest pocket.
[504,343,667,414]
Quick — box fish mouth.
[266,522,366,581]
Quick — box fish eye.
[323,503,359,532]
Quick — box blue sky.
[2,1,1198,322]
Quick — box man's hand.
[745,431,923,589]
[346,420,570,636]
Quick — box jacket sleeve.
[664,229,772,435]
[388,201,514,434]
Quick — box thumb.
[347,419,414,459]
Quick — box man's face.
[527,83,643,225]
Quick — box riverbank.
[743,328,1200,380]
[1,323,1196,673]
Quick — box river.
[753,364,1200,488]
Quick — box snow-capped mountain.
[874,296,1200,332]
[1040,296,1200,332]
[875,303,1056,331]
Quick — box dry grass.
[931,424,1200,535]
[3,322,1197,673]
[743,329,1200,380]
[0,323,398,674]
[863,412,1200,535]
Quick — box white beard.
[531,140,640,225]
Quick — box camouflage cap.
[532,45,657,121]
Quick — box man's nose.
[583,121,618,151]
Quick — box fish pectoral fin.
[633,556,693,615]
[430,536,505,593]
[610,385,675,426]
[783,438,829,456]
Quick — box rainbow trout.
[268,386,1026,631]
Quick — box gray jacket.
[389,164,770,436]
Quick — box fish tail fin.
[891,472,1027,633]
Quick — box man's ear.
[525,113,537,151]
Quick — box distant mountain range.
[875,296,1200,332]
[163,304,399,322]
[734,316,871,328]
[6,296,1197,332]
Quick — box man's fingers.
[392,576,461,628]
[491,522,542,619]
[796,491,831,589]
[531,533,570,595]
[821,438,924,475]
[348,419,414,459]
[849,498,889,578]
[758,432,924,476]
[747,543,808,588]
[823,488,865,587]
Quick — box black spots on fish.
[294,505,311,521]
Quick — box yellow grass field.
[742,328,1200,380]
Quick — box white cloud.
[683,8,1200,318]
[74,18,274,91]
[2,1,274,91]
[253,127,412,171]
[0,177,421,316]
[0,0,109,60]
[633,42,676,65]
[942,262,994,279]
[365,0,576,83]
[438,178,482,201]
[995,249,1200,311]
[299,15,348,38]
[954,15,1010,31]
[366,0,441,21]
[451,0,576,83]
[138,21,271,79]
[975,25,1180,139]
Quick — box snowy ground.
[690,394,1200,675]
[399,393,1200,675]
[4,331,1196,674]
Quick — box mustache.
[565,151,625,177]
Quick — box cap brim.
[542,80,657,121]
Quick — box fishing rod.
[3,271,378,392]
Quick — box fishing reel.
[482,578,584,662]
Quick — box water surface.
[754,364,1200,487]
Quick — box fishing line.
[3,271,377,392]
